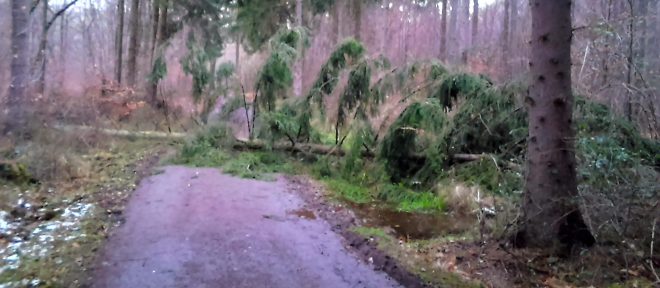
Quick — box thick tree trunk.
[440,0,448,60]
[522,0,594,254]
[115,0,126,84]
[6,0,30,135]
[471,0,478,46]
[126,0,141,87]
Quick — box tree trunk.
[440,0,448,60]
[126,0,141,87]
[6,0,30,135]
[449,0,459,60]
[471,0,478,46]
[115,0,126,84]
[461,0,470,51]
[294,0,303,98]
[521,0,594,254]
[625,0,634,121]
[235,33,241,75]
[36,0,48,96]
[149,0,168,105]
[333,0,342,43]
[648,0,658,75]
[353,0,362,41]
[501,0,510,75]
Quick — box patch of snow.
[1,201,95,280]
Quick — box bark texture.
[440,0,448,60]
[126,0,141,87]
[6,0,30,135]
[472,0,478,46]
[522,0,594,253]
[115,0,126,84]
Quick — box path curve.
[94,166,401,288]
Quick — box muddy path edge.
[84,147,172,287]
[285,175,430,288]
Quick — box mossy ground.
[1,136,172,287]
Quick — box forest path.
[93,166,401,288]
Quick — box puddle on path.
[349,204,473,240]
[286,208,317,220]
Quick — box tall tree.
[6,0,30,135]
[115,0,126,84]
[353,0,362,41]
[126,0,141,87]
[449,0,459,59]
[471,0,478,46]
[34,0,78,96]
[36,0,49,96]
[440,0,448,60]
[521,0,594,253]
[294,0,303,97]
[501,0,510,73]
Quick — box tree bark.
[471,0,478,46]
[36,0,48,96]
[115,0,126,84]
[294,0,303,98]
[353,0,362,42]
[440,0,448,60]
[521,0,594,254]
[126,0,141,87]
[501,0,510,74]
[6,0,30,135]
[449,0,459,60]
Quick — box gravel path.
[94,166,401,288]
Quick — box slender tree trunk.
[625,0,635,121]
[648,0,658,74]
[36,0,48,96]
[461,0,470,50]
[149,0,168,105]
[522,0,594,254]
[235,33,241,75]
[441,0,448,60]
[333,0,342,43]
[115,0,126,84]
[126,0,141,87]
[6,0,30,135]
[353,0,362,41]
[601,0,613,88]
[502,0,510,75]
[59,12,67,83]
[294,0,303,97]
[449,0,459,60]
[471,0,478,46]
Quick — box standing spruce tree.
[521,0,594,253]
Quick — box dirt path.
[94,166,401,288]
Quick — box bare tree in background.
[471,0,478,46]
[126,0,141,87]
[6,0,30,135]
[440,0,448,60]
[115,0,125,84]
[521,0,594,253]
